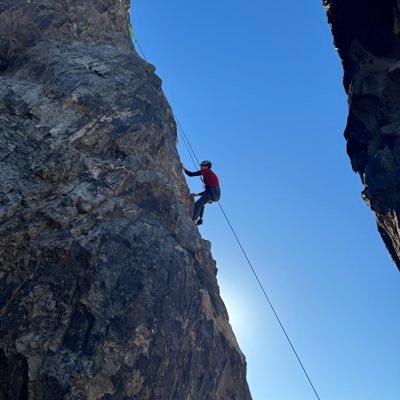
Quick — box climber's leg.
[193,193,211,223]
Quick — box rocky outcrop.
[0,1,252,399]
[324,0,400,271]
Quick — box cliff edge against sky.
[325,0,400,271]
[0,1,252,398]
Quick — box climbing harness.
[127,19,322,400]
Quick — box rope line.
[128,24,198,169]
[172,110,199,168]
[172,109,201,166]
[177,119,322,400]
[170,107,322,400]
[129,27,321,400]
[129,22,147,61]
[217,203,321,400]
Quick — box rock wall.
[324,0,400,271]
[0,1,252,399]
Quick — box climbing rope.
[174,109,322,400]
[128,20,322,400]
[129,23,147,61]
[129,21,147,61]
[217,204,321,400]
[173,110,201,167]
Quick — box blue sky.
[132,1,400,399]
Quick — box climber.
[181,160,221,225]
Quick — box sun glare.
[221,288,251,340]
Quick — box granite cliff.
[0,1,252,399]
[324,0,400,271]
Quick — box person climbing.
[181,160,221,225]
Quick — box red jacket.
[184,168,220,189]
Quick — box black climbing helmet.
[200,160,212,169]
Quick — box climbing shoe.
[196,218,203,226]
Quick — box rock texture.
[0,1,252,399]
[324,0,400,271]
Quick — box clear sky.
[132,1,400,399]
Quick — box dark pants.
[193,187,221,221]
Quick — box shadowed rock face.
[0,1,252,399]
[324,0,400,271]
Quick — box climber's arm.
[181,164,202,177]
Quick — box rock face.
[0,1,252,399]
[324,0,400,271]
